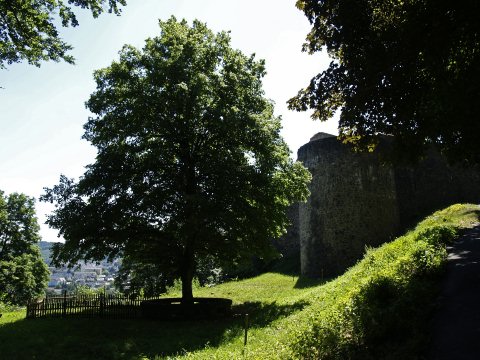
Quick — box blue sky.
[0,0,337,241]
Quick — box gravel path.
[428,225,480,360]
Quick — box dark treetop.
[289,0,480,163]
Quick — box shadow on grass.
[294,276,328,289]
[268,253,301,276]
[267,252,329,289]
[0,301,307,360]
[232,300,309,328]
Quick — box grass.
[0,308,24,324]
[1,203,478,360]
[0,273,319,360]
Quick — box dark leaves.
[42,18,311,291]
[292,0,480,163]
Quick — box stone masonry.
[291,133,480,278]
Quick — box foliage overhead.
[41,17,311,302]
[0,0,126,68]
[289,0,480,163]
[0,190,49,305]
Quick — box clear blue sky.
[0,0,337,241]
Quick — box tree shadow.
[267,252,330,289]
[0,300,308,359]
[232,300,309,328]
[268,252,301,276]
[294,275,328,289]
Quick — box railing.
[26,292,162,319]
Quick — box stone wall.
[294,133,480,278]
[394,152,480,229]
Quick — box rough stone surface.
[394,151,480,229]
[289,133,480,278]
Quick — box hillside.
[38,241,56,265]
[180,203,479,359]
[1,204,478,359]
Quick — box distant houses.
[40,242,121,294]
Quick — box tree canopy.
[0,190,49,305]
[42,17,311,303]
[289,0,480,163]
[0,0,126,68]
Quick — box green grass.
[0,308,24,323]
[1,204,478,360]
[0,273,318,360]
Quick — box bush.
[0,301,23,313]
[416,225,457,245]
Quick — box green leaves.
[0,0,126,68]
[43,17,310,299]
[0,191,41,258]
[0,190,49,305]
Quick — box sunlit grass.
[180,204,480,359]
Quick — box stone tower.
[295,133,480,278]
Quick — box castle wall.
[295,133,480,278]
[394,152,480,229]
[298,136,400,277]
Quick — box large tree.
[289,0,480,163]
[0,190,49,305]
[42,17,311,303]
[0,0,126,68]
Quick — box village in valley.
[39,242,121,295]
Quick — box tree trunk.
[180,242,195,305]
[180,155,197,305]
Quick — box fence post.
[244,313,249,346]
[26,300,31,319]
[62,290,67,317]
[100,292,105,318]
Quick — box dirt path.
[428,225,480,360]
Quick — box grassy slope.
[1,204,478,360]
[182,203,480,360]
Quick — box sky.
[0,0,337,241]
